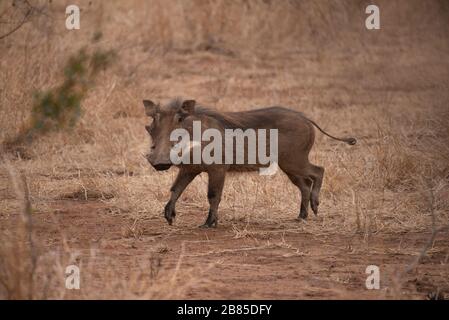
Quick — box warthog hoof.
[310,196,320,215]
[298,210,308,220]
[164,202,176,225]
[199,223,215,228]
[199,222,217,228]
[199,215,217,228]
[199,210,218,228]
[310,199,319,215]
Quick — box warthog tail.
[305,117,357,145]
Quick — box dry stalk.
[392,179,449,298]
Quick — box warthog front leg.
[164,169,199,225]
[200,169,226,228]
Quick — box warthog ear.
[180,100,196,115]
[143,100,158,117]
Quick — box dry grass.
[1,0,449,299]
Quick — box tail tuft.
[304,116,357,146]
[346,137,357,145]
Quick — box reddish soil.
[29,199,449,299]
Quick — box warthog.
[143,98,356,228]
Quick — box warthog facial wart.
[143,98,356,228]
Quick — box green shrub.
[31,48,115,134]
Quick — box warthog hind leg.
[309,165,324,215]
[287,174,312,219]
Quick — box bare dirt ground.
[26,199,449,299]
[1,1,449,300]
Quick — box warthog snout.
[145,153,172,171]
[152,163,172,171]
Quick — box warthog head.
[143,98,198,171]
